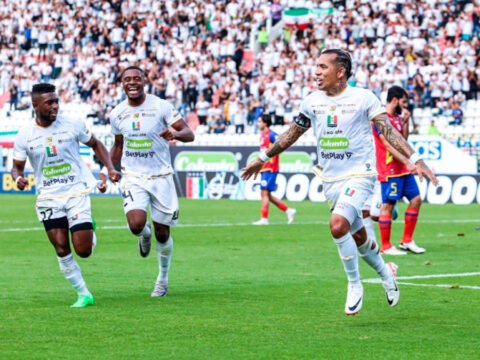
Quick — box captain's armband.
[294,113,312,129]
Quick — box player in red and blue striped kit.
[253,115,296,225]
[374,86,426,254]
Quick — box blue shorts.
[381,174,420,204]
[260,172,278,192]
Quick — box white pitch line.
[363,272,480,291]
[0,218,479,233]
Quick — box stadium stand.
[0,0,479,166]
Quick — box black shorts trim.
[70,222,93,233]
[43,217,69,231]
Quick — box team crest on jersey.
[327,115,338,127]
[344,187,355,197]
[132,121,141,130]
[45,145,57,157]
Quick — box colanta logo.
[45,145,57,157]
[126,139,153,150]
[174,151,239,171]
[327,115,338,127]
[319,137,349,150]
[42,163,72,178]
[132,121,141,130]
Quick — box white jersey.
[110,94,182,177]
[13,116,97,200]
[297,86,384,182]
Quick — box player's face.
[34,92,59,123]
[122,69,146,100]
[315,54,343,91]
[257,118,266,131]
[395,96,408,115]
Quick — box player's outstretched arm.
[160,119,195,143]
[373,113,438,185]
[241,122,307,180]
[86,135,121,182]
[11,159,29,190]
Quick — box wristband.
[409,152,422,164]
[258,151,271,163]
[15,176,22,186]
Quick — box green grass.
[0,195,479,359]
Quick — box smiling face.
[32,92,59,124]
[315,53,345,92]
[122,68,146,101]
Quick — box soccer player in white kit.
[110,66,194,297]
[12,83,120,308]
[242,50,438,315]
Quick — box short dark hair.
[387,86,408,103]
[121,66,144,79]
[321,49,352,79]
[32,83,56,95]
[261,114,272,127]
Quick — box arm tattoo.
[373,113,414,158]
[266,123,307,158]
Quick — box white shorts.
[35,194,92,228]
[121,174,179,226]
[323,176,375,226]
[362,180,382,217]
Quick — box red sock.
[403,207,419,244]
[276,202,288,212]
[378,214,392,250]
[261,205,269,219]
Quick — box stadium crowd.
[0,0,480,134]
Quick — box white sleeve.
[163,101,183,127]
[75,120,93,144]
[109,111,121,135]
[365,91,386,121]
[13,131,27,161]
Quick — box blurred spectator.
[449,102,464,125]
[427,120,441,136]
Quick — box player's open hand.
[159,129,175,141]
[108,169,121,183]
[241,159,264,180]
[15,176,28,191]
[415,160,438,186]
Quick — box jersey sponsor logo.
[132,120,141,130]
[320,151,353,160]
[43,175,75,187]
[126,139,153,150]
[125,151,155,158]
[174,151,239,171]
[319,137,349,150]
[327,115,338,127]
[42,163,72,178]
[45,145,58,157]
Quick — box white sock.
[140,223,151,238]
[156,236,173,282]
[334,233,361,284]
[362,217,377,242]
[91,232,97,254]
[357,238,389,279]
[57,254,91,296]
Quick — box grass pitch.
[0,195,479,359]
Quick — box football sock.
[261,205,269,219]
[57,254,90,296]
[357,238,389,279]
[276,202,288,212]
[334,233,360,285]
[157,236,173,282]
[403,207,419,243]
[362,216,377,242]
[91,232,97,254]
[378,214,392,250]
